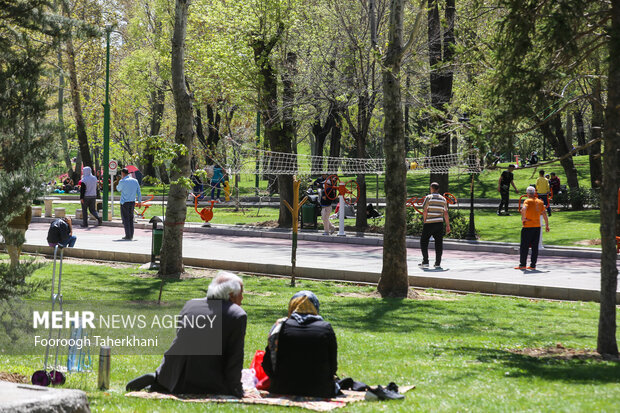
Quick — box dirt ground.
[509,343,620,361]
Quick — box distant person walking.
[515,186,549,270]
[80,166,102,228]
[549,172,561,196]
[497,164,519,215]
[211,164,224,201]
[535,169,551,216]
[419,182,451,269]
[117,167,142,240]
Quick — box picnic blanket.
[125,385,415,412]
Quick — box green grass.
[473,210,601,247]
[4,261,619,412]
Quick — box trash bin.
[149,216,164,267]
[300,203,317,229]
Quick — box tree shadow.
[463,347,620,384]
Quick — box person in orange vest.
[515,186,550,270]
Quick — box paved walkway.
[19,221,616,302]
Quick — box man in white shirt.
[419,182,451,269]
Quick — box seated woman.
[262,291,338,398]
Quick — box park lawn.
[473,209,601,247]
[52,203,280,225]
[4,260,619,412]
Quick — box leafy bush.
[552,188,600,210]
[406,207,472,239]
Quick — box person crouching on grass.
[515,186,550,270]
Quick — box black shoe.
[497,211,502,216]
[122,236,132,241]
[366,385,405,400]
[80,224,88,228]
[418,262,429,268]
[98,217,103,225]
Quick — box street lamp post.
[102,25,112,221]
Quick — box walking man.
[515,186,550,270]
[117,168,141,240]
[419,182,451,269]
[320,175,336,235]
[497,164,519,215]
[80,166,102,227]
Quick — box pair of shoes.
[514,265,526,270]
[526,266,536,270]
[122,236,133,241]
[365,385,405,401]
[418,262,429,268]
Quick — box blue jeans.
[210,182,221,200]
[57,235,77,248]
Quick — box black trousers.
[121,202,135,239]
[498,190,510,212]
[81,196,100,226]
[421,222,444,265]
[519,227,541,267]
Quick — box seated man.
[47,217,76,248]
[262,291,338,398]
[126,271,247,397]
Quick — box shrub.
[406,207,472,239]
[552,188,600,210]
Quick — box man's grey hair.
[207,271,243,300]
[526,186,536,194]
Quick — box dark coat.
[262,318,338,398]
[155,299,247,397]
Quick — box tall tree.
[377,0,421,297]
[427,0,455,191]
[598,0,620,357]
[159,0,194,277]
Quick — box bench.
[31,206,42,217]
[54,207,66,218]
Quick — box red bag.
[250,350,271,390]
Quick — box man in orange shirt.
[516,186,550,270]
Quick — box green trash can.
[301,203,317,229]
[152,228,163,256]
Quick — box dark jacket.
[155,299,247,397]
[263,318,338,398]
[47,218,71,244]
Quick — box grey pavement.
[17,221,617,302]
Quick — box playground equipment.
[135,194,153,219]
[323,176,360,236]
[193,195,216,225]
[32,245,67,386]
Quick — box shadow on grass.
[469,347,620,384]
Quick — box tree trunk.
[590,62,604,189]
[57,47,73,179]
[143,84,165,178]
[328,110,342,172]
[427,0,455,191]
[160,0,194,278]
[65,34,93,168]
[597,0,620,358]
[539,114,582,208]
[311,105,335,172]
[378,0,408,298]
[574,110,587,155]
